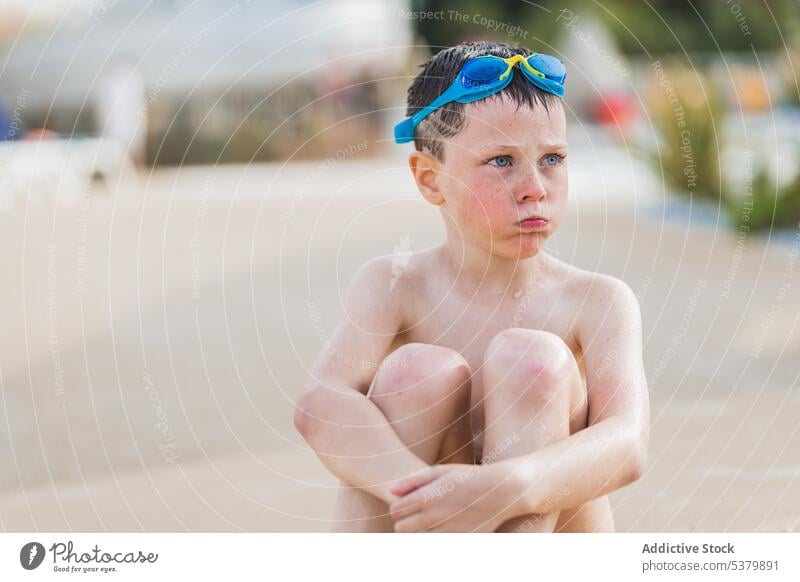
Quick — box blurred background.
[0,0,798,532]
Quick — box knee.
[371,343,471,406]
[483,328,577,399]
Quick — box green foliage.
[647,65,800,231]
[596,0,800,55]
[647,66,724,203]
[727,167,800,231]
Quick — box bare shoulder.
[308,254,409,393]
[347,253,407,307]
[368,245,440,294]
[345,248,435,328]
[546,255,641,326]
[349,253,395,289]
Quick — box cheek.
[549,171,569,202]
[550,181,569,220]
[457,175,508,228]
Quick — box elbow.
[293,384,325,440]
[292,404,311,439]
[627,447,648,483]
[626,429,650,484]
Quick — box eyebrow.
[486,143,568,151]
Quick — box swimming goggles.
[394,53,567,144]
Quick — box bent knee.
[483,328,578,394]
[370,343,470,402]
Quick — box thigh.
[436,408,476,465]
[368,342,472,463]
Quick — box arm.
[498,275,650,516]
[293,256,428,504]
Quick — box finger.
[391,480,446,521]
[389,498,421,522]
[389,488,427,520]
[389,469,436,497]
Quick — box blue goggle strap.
[393,75,513,144]
[394,81,462,144]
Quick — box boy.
[293,41,650,532]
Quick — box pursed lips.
[516,216,549,228]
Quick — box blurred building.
[0,0,413,164]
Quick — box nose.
[515,167,546,203]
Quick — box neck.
[438,236,547,296]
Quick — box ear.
[408,150,445,206]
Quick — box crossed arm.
[294,259,650,531]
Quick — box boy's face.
[418,96,568,260]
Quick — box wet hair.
[405,41,561,161]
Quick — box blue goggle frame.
[394,53,567,144]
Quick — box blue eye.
[542,154,564,167]
[488,155,512,168]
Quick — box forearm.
[501,416,646,518]
[294,385,428,504]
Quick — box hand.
[388,463,521,532]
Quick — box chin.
[514,233,548,258]
[514,247,542,260]
[491,237,544,260]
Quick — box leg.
[330,343,472,532]
[480,328,612,532]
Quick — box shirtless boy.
[294,41,650,532]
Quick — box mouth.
[517,216,549,230]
